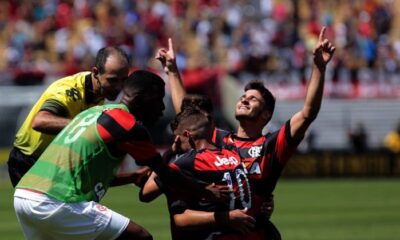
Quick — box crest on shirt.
[248,146,262,158]
[66,87,82,102]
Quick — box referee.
[7,46,130,187]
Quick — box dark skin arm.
[110,167,152,187]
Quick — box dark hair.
[244,80,275,115]
[171,106,213,139]
[181,94,213,113]
[124,70,165,96]
[95,46,130,74]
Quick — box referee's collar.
[85,73,95,104]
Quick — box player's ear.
[92,67,99,78]
[183,130,190,138]
[185,131,196,148]
[183,130,195,142]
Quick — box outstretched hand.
[313,27,336,69]
[155,38,177,74]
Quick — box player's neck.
[91,75,104,103]
[194,140,217,151]
[237,122,263,139]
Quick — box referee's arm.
[31,100,71,134]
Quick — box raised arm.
[290,27,336,139]
[156,38,186,113]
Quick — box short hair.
[95,46,130,74]
[124,70,165,96]
[181,94,213,113]
[171,106,213,140]
[244,80,275,114]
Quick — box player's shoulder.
[173,149,197,165]
[101,106,137,130]
[49,72,89,88]
[213,127,232,147]
[44,72,89,101]
[220,147,241,158]
[177,149,197,159]
[104,105,132,116]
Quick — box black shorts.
[7,147,38,187]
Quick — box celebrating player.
[8,46,130,187]
[157,27,336,239]
[141,106,256,239]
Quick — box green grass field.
[2,178,400,240]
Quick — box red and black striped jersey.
[160,148,251,240]
[212,120,302,218]
[96,107,161,166]
[168,148,250,212]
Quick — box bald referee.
[8,46,130,187]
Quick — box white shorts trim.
[14,189,129,240]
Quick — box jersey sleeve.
[40,99,69,117]
[273,120,303,166]
[42,84,84,117]
[168,198,190,215]
[96,108,161,165]
[152,154,177,192]
[212,127,231,148]
[168,150,198,177]
[155,151,208,197]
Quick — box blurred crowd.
[0,0,399,98]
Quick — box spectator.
[383,121,400,175]
[348,122,369,153]
[0,0,398,98]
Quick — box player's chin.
[235,113,252,121]
[143,114,163,126]
[106,93,119,101]
[235,110,249,117]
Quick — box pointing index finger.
[168,38,174,52]
[319,27,326,42]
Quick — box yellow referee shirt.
[14,72,104,158]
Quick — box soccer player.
[8,46,130,187]
[157,27,336,239]
[141,107,256,239]
[13,70,225,240]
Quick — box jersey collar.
[230,134,263,142]
[85,73,95,104]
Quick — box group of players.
[8,27,335,240]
